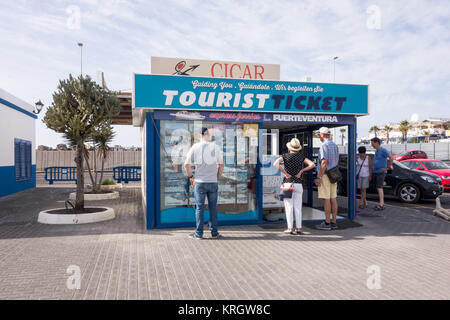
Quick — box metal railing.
[113,166,141,184]
[44,167,77,184]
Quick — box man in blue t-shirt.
[314,127,340,231]
[370,137,393,210]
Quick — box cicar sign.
[151,56,280,80]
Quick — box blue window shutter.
[20,141,26,179]
[25,142,32,179]
[14,139,20,180]
[14,138,32,180]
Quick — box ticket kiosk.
[133,74,368,229]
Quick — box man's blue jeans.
[194,182,219,237]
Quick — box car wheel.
[397,183,421,204]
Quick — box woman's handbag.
[280,183,294,199]
[326,166,342,184]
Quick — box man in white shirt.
[184,127,224,239]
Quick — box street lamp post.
[333,56,338,83]
[77,42,83,76]
[333,56,339,142]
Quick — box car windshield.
[422,161,450,170]
[399,151,408,156]
[394,160,409,169]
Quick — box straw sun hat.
[286,138,302,152]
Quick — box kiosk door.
[262,129,313,222]
[280,130,313,205]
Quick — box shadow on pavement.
[0,186,449,241]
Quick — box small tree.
[423,130,431,143]
[369,125,380,137]
[85,122,115,193]
[44,75,121,210]
[383,125,392,144]
[399,120,411,143]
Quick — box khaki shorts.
[318,174,337,199]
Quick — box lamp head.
[33,100,44,114]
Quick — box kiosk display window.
[159,120,258,224]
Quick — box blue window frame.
[14,138,32,181]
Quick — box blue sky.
[1,0,449,147]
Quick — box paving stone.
[0,186,450,299]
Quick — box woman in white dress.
[356,146,372,209]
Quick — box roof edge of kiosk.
[134,72,370,87]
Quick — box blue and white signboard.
[134,74,368,115]
[153,110,356,125]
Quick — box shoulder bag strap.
[357,156,366,177]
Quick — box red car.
[400,159,450,190]
[393,150,428,161]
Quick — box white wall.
[0,100,36,167]
[0,88,34,113]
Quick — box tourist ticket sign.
[134,74,369,116]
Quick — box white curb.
[69,191,120,201]
[37,207,115,225]
[86,184,123,191]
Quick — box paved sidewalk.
[0,187,449,300]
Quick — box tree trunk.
[84,150,96,192]
[94,148,98,189]
[75,141,84,211]
[97,154,106,193]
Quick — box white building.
[0,89,36,198]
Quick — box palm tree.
[383,125,392,144]
[423,130,431,143]
[92,123,115,193]
[369,125,380,137]
[399,120,411,143]
[83,122,115,193]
